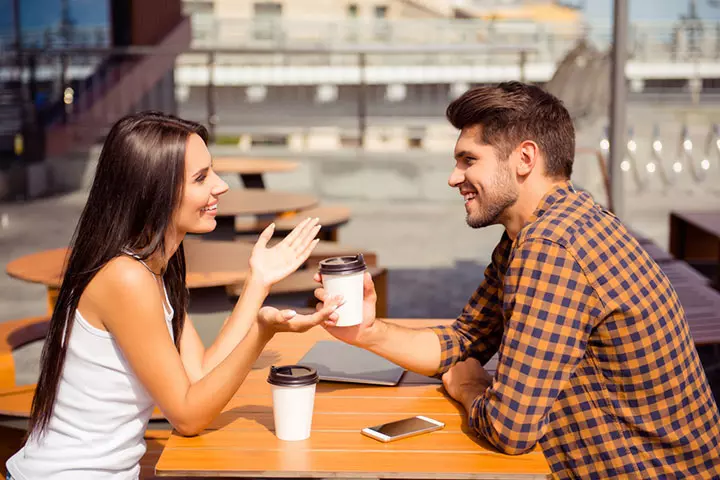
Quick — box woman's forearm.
[176,321,273,435]
[200,274,269,374]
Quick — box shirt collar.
[527,180,576,224]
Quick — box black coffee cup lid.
[318,254,367,275]
[267,365,319,387]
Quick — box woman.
[6,111,341,479]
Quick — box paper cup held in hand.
[267,365,319,441]
[318,254,367,327]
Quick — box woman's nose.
[213,174,229,196]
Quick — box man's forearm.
[361,320,443,377]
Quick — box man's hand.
[442,358,493,413]
[313,271,379,347]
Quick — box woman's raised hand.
[249,217,321,289]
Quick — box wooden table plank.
[5,240,251,290]
[213,157,299,189]
[204,412,468,433]
[217,190,318,218]
[156,319,550,478]
[156,450,548,479]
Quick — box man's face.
[448,125,518,229]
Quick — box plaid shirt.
[431,182,720,479]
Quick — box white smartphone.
[361,415,445,443]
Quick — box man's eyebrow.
[454,150,472,160]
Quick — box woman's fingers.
[289,219,320,252]
[253,223,276,251]
[294,238,320,266]
[284,217,317,249]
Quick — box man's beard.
[466,165,518,229]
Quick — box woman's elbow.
[171,414,210,437]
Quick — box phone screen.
[369,416,439,438]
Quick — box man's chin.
[466,215,495,229]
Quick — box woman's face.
[173,133,228,235]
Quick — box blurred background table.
[213,157,299,189]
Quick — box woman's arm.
[99,260,340,436]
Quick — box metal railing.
[189,16,720,64]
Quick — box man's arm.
[335,235,511,377]
[427,234,511,375]
[466,238,602,455]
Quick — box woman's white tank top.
[7,259,174,480]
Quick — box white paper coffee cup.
[319,254,367,327]
[267,365,319,441]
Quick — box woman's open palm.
[249,217,321,288]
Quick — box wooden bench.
[235,205,351,242]
[670,211,720,289]
[0,316,50,389]
[227,266,389,318]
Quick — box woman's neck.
[143,231,184,276]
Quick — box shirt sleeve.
[430,235,511,376]
[469,238,602,455]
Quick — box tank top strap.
[121,249,158,276]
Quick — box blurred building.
[0,0,189,200]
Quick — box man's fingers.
[363,272,377,300]
[314,287,326,301]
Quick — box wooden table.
[211,190,319,241]
[669,211,720,289]
[5,239,380,315]
[213,157,299,189]
[4,240,256,314]
[156,319,550,479]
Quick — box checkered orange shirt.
[431,182,720,479]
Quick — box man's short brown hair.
[446,82,575,179]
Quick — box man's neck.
[502,179,566,240]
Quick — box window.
[253,2,282,18]
[374,5,388,18]
[347,4,358,17]
[253,2,282,41]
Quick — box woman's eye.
[195,174,207,183]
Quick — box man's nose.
[448,167,464,188]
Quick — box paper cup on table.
[267,365,319,441]
[318,254,367,327]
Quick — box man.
[314,82,720,478]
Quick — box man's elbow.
[492,436,538,455]
[477,423,540,455]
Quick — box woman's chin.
[188,218,217,234]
